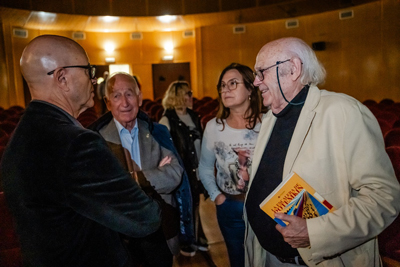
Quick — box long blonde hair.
[162,81,190,110]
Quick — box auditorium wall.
[0,0,399,108]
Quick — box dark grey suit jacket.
[0,101,161,267]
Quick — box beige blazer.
[244,86,400,267]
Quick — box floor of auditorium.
[173,197,230,267]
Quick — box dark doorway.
[152,62,191,101]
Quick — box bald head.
[20,35,95,118]
[20,35,88,87]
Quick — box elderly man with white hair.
[89,72,183,267]
[244,37,400,267]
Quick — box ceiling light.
[100,16,119,23]
[157,15,177,23]
[36,11,57,23]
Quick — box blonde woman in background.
[159,81,209,257]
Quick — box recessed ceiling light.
[36,11,57,22]
[100,16,119,23]
[157,15,177,23]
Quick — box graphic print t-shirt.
[200,118,260,196]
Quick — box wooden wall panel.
[9,27,38,108]
[200,24,244,97]
[381,0,400,99]
[1,0,399,108]
[199,0,400,102]
[131,64,154,100]
[0,23,9,108]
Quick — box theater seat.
[386,146,400,181]
[0,122,17,136]
[363,99,377,107]
[0,192,22,267]
[201,114,215,129]
[379,208,400,262]
[376,112,398,128]
[378,120,392,137]
[393,120,400,129]
[385,129,400,148]
[0,129,9,146]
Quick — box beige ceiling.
[0,0,377,32]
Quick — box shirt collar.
[114,118,138,136]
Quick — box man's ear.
[54,68,69,92]
[290,57,302,82]
[138,91,143,107]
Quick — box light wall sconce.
[164,41,174,53]
[104,42,115,53]
[162,55,173,61]
[105,57,115,63]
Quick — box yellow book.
[259,172,336,226]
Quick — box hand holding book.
[275,213,310,248]
[259,172,335,227]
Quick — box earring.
[248,95,251,101]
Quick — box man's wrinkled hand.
[275,213,310,248]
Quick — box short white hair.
[105,72,140,97]
[282,37,326,86]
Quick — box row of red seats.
[1,106,26,266]
[0,106,96,266]
[0,191,22,266]
[365,99,400,263]
[0,106,24,148]
[363,99,400,136]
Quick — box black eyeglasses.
[253,59,290,81]
[218,79,245,93]
[47,64,96,79]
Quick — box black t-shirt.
[245,86,308,258]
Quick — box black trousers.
[126,227,173,267]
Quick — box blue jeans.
[216,198,245,267]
